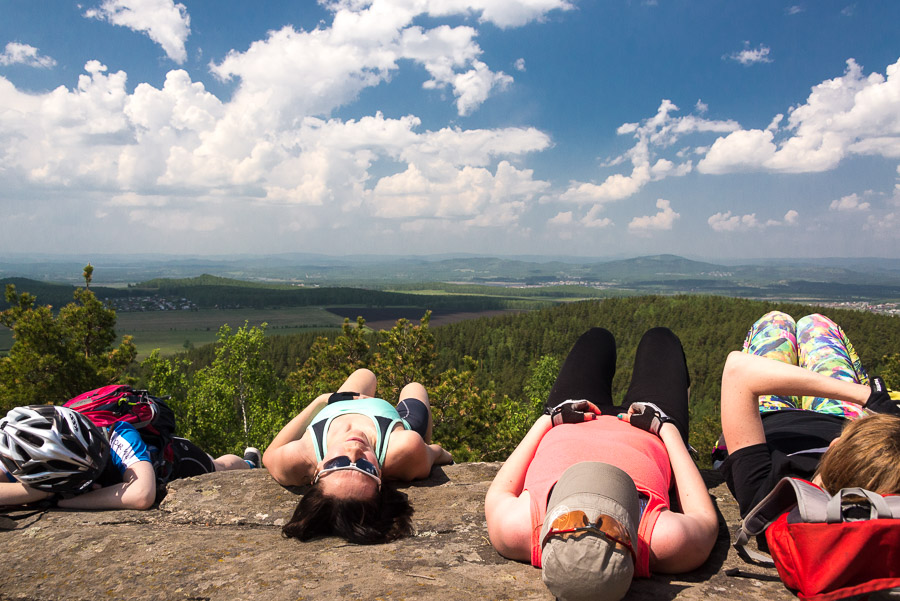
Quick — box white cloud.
[708,211,759,232]
[0,54,551,238]
[581,205,613,228]
[0,42,57,68]
[829,193,870,211]
[695,99,708,114]
[421,0,575,28]
[841,4,856,17]
[726,42,773,66]
[84,0,191,64]
[708,208,799,231]
[558,99,737,203]
[211,6,515,119]
[786,5,804,15]
[371,160,548,226]
[784,209,799,224]
[549,211,573,225]
[628,198,679,234]
[699,58,900,174]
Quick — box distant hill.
[4,254,900,302]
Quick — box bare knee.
[214,454,249,471]
[340,368,377,396]
[400,382,430,408]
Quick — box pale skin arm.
[0,481,52,506]
[382,432,453,481]
[721,351,870,453]
[643,422,719,573]
[484,415,553,561]
[261,393,328,485]
[58,461,157,511]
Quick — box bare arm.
[58,461,157,510]
[383,433,453,481]
[485,415,552,561]
[649,423,719,573]
[262,394,328,485]
[721,351,869,453]
[0,481,52,506]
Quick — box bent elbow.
[128,487,156,510]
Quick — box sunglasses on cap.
[542,510,636,563]
[313,456,381,487]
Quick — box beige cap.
[540,462,640,601]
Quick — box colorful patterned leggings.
[743,311,872,419]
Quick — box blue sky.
[1,0,899,260]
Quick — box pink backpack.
[64,385,179,489]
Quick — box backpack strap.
[735,477,900,565]
[825,488,900,522]
[734,477,829,565]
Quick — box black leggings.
[546,327,691,444]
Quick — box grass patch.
[116,307,345,359]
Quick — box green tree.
[181,322,288,456]
[0,266,136,411]
[286,316,370,402]
[372,312,437,399]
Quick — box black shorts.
[396,398,429,439]
[720,410,845,517]
[170,437,216,480]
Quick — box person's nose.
[344,445,365,460]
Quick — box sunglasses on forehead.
[313,456,382,487]
[542,510,636,563]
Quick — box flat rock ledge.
[0,464,791,601]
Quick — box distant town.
[108,296,198,312]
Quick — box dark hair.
[282,482,414,544]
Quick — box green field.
[116,307,345,358]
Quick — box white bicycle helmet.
[0,405,109,493]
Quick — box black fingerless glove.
[546,399,599,427]
[627,402,672,436]
[866,377,900,416]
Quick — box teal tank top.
[307,398,410,466]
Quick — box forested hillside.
[156,295,900,463]
[5,271,900,466]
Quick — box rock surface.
[0,464,792,601]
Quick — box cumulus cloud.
[0,42,57,68]
[628,198,679,234]
[829,192,870,211]
[514,58,526,72]
[708,208,799,232]
[549,211,573,225]
[0,0,574,242]
[84,0,191,64]
[784,209,799,224]
[581,205,613,228]
[0,49,551,239]
[698,58,900,174]
[211,5,516,119]
[708,211,759,232]
[422,0,575,28]
[725,42,773,66]
[557,99,738,204]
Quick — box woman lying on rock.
[263,368,452,544]
[718,311,900,518]
[485,327,718,601]
[0,405,253,510]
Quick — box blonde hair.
[815,414,900,495]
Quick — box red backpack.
[64,385,179,488]
[734,477,900,601]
